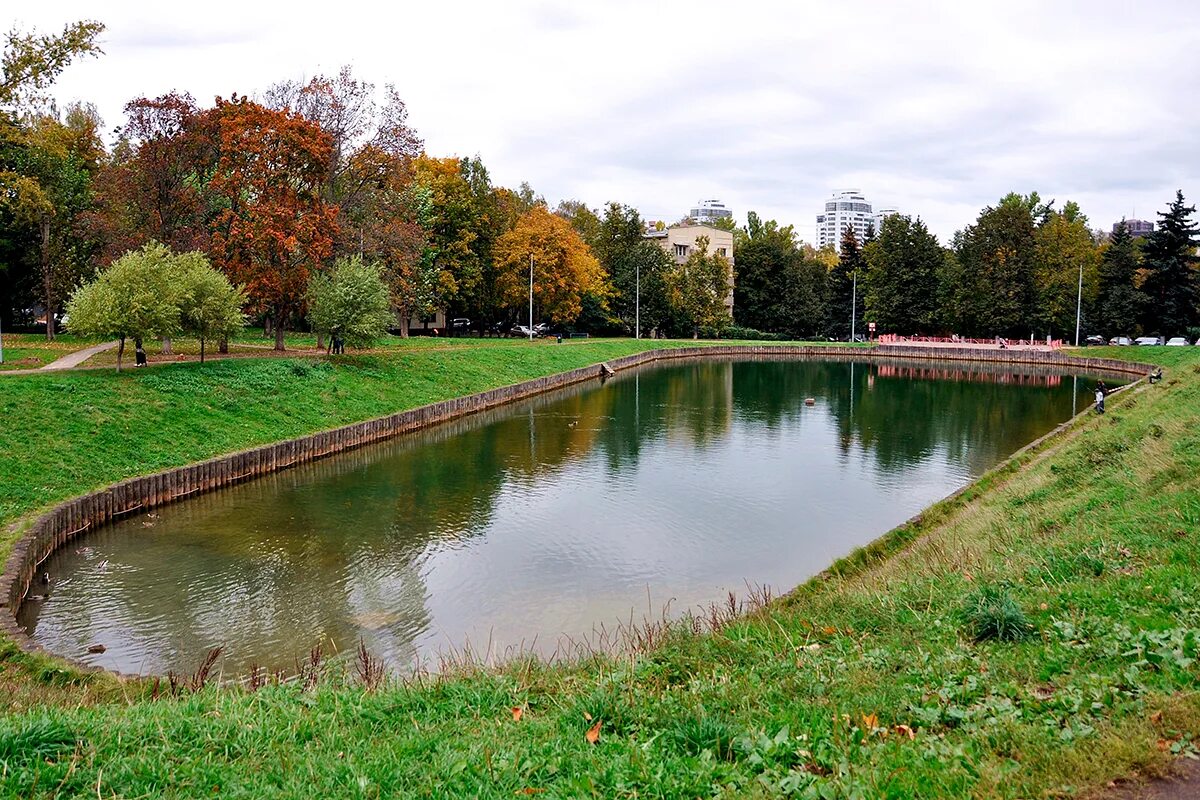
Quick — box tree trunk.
[116,337,125,372]
[161,338,172,355]
[41,217,54,341]
[274,314,286,351]
[218,336,229,354]
[264,317,272,339]
[316,332,325,351]
[399,312,410,339]
[199,337,206,363]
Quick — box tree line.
[0,21,735,351]
[2,20,1195,350]
[734,191,1199,343]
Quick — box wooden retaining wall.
[0,345,1153,673]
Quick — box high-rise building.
[1113,218,1154,239]
[688,199,732,225]
[816,190,898,251]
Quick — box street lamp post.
[1074,260,1083,347]
[635,259,640,340]
[528,253,534,341]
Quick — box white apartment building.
[815,190,899,251]
[687,199,733,225]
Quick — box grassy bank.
[2,344,1198,798]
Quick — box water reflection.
[21,357,1117,676]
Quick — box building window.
[717,247,727,256]
[674,243,688,257]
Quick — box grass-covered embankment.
[2,344,1198,798]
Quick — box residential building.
[1113,218,1154,239]
[687,199,732,225]
[816,190,898,251]
[644,223,735,315]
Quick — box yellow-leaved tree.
[494,205,607,324]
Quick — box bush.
[959,585,1034,642]
[695,324,789,341]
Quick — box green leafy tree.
[1,20,104,109]
[1140,190,1199,336]
[1096,220,1145,336]
[827,227,866,339]
[733,212,826,337]
[305,255,394,349]
[177,254,246,362]
[951,196,1040,336]
[664,235,733,337]
[864,215,944,334]
[1034,201,1100,340]
[64,241,182,370]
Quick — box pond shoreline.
[0,344,1153,678]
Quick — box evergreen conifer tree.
[1140,190,1199,336]
[1096,220,1145,336]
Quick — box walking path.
[40,340,118,370]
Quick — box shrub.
[959,585,1034,642]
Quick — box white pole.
[1074,260,1083,347]
[850,270,857,342]
[635,259,640,340]
[528,253,534,341]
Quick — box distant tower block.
[816,190,899,251]
[688,199,732,225]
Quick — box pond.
[20,356,1114,676]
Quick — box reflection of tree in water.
[821,359,1109,474]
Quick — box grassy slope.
[2,345,1198,798]
[0,334,102,371]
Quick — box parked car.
[450,318,471,335]
[1166,337,1189,346]
[509,324,534,338]
[1084,335,1105,346]
[1134,336,1164,346]
[1109,336,1132,346]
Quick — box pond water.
[20,356,1113,676]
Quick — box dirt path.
[1100,759,1200,799]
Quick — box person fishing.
[1095,383,1106,414]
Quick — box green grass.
[2,342,1198,797]
[0,333,102,371]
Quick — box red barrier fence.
[878,334,1064,349]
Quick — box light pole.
[850,269,857,343]
[528,253,534,341]
[1074,260,1083,347]
[635,259,640,340]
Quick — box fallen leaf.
[894,724,915,740]
[963,570,974,582]
[511,707,523,722]
[861,712,878,730]
[1157,739,1170,751]
[822,626,837,636]
[1150,710,1164,724]
[583,711,592,722]
[585,720,602,744]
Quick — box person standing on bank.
[1095,384,1106,414]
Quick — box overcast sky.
[13,0,1200,243]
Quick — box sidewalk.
[40,340,118,370]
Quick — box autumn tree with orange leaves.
[204,96,337,350]
[493,204,607,325]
